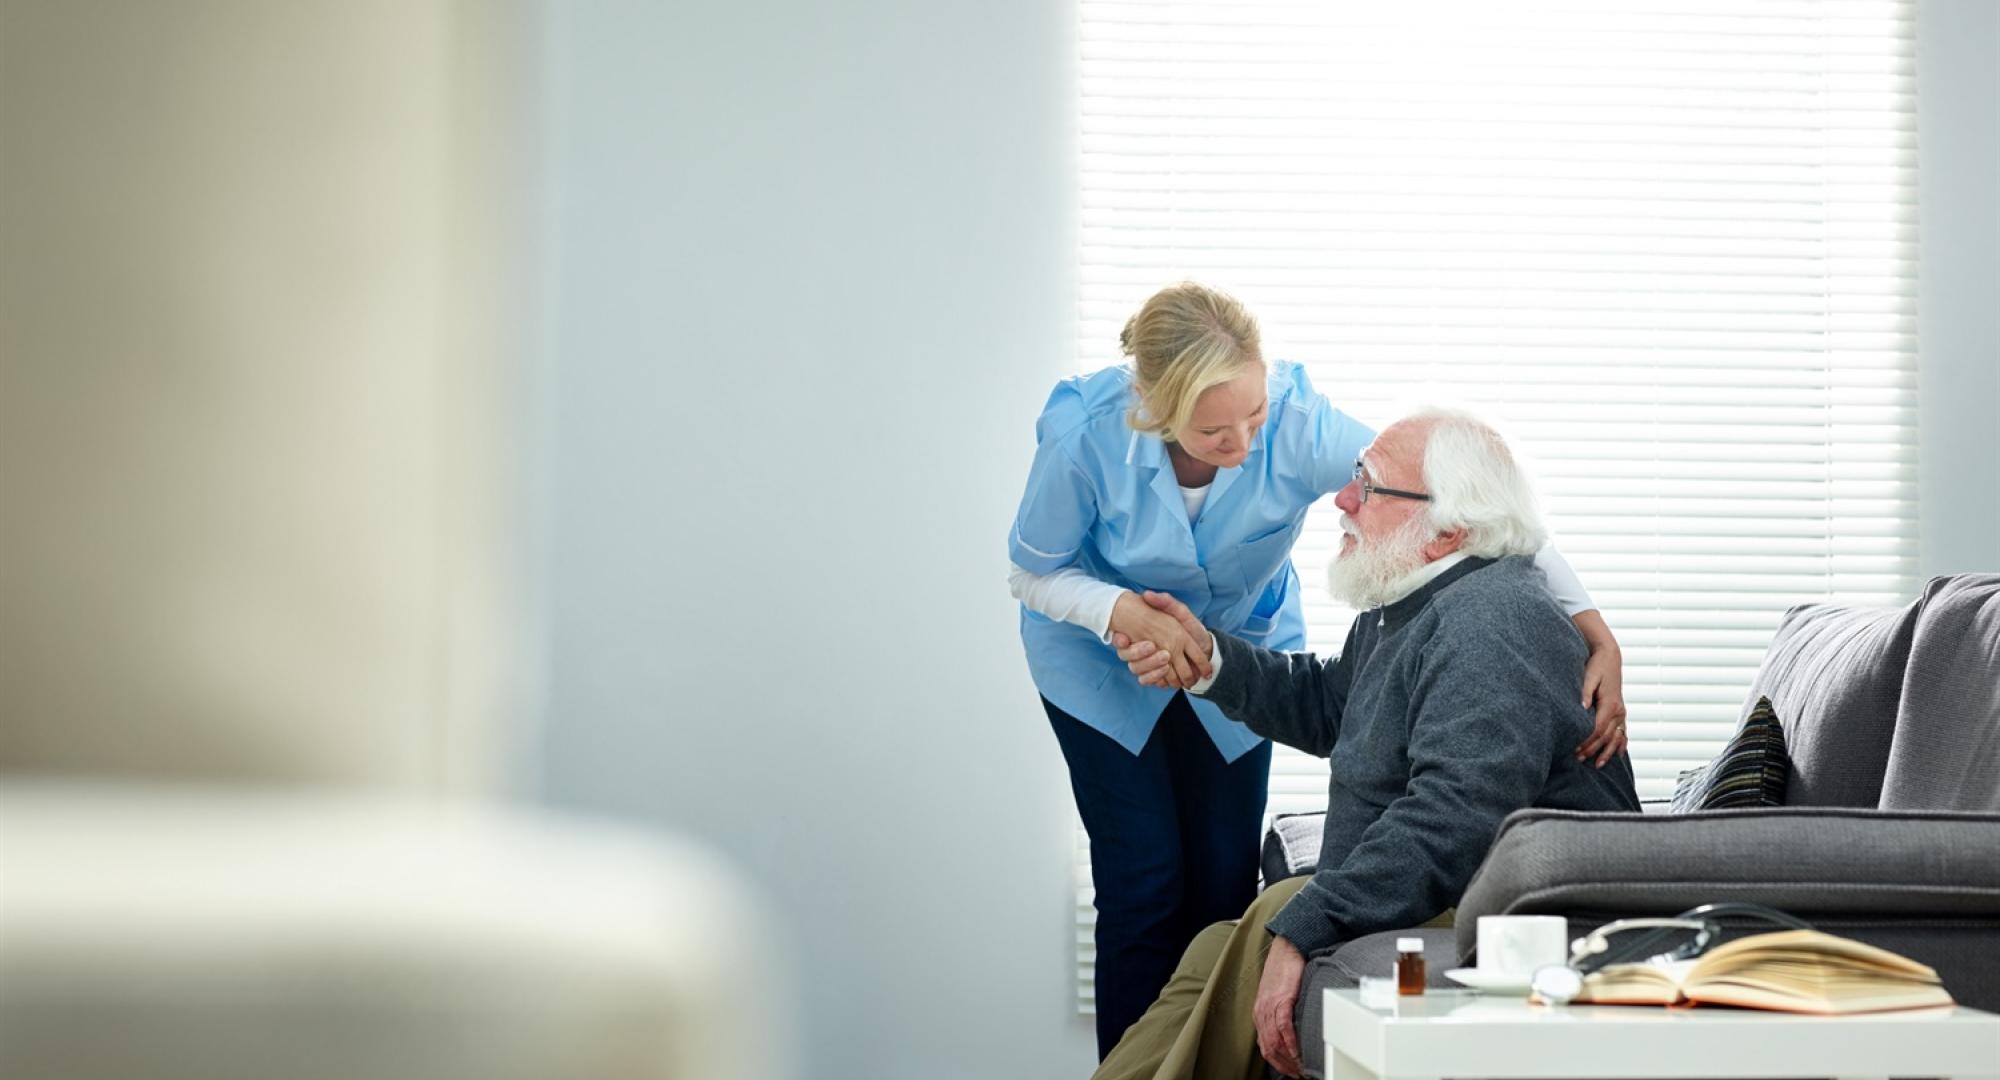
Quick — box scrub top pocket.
[1232,523,1299,599]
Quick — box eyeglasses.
[1352,459,1432,504]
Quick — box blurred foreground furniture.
[0,783,777,1080]
[1,6,780,1078]
[1272,574,2000,1079]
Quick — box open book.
[1569,929,1954,1015]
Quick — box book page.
[1692,930,1939,981]
[1573,958,1694,1005]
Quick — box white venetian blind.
[1071,0,1919,1013]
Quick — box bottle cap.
[1397,937,1424,952]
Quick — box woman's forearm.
[1569,607,1619,655]
[1007,562,1124,641]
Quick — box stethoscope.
[1530,902,1816,1005]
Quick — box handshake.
[1108,590,1217,691]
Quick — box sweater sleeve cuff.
[1263,880,1341,957]
[1198,630,1257,706]
[1185,633,1224,695]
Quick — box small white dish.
[1443,967,1534,995]
[1356,975,1398,1008]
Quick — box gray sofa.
[1273,573,2000,1080]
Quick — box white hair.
[1411,408,1547,558]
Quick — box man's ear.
[1423,528,1467,561]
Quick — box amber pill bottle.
[1395,936,1425,995]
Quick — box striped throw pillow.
[1670,696,1791,812]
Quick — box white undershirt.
[1178,483,1210,521]
[1385,551,1471,605]
[1006,564,1126,643]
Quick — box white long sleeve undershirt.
[1007,563,1125,643]
[1004,481,1213,646]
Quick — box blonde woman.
[1008,282,1628,1058]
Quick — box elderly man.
[1097,409,1641,1080]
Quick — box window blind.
[1072,0,1919,1013]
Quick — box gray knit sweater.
[1198,555,1640,956]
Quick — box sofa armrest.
[1455,806,2000,962]
[1261,811,1324,886]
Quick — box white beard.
[1328,516,1434,609]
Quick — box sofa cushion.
[1744,596,1920,807]
[1455,807,2000,957]
[1881,574,2000,812]
[1260,811,1322,886]
[1669,696,1790,812]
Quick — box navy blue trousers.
[1044,694,1271,1060]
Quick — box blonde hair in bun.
[1120,282,1263,441]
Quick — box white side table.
[1322,988,2000,1080]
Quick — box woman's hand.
[1107,591,1212,689]
[1113,635,1201,689]
[1570,609,1628,766]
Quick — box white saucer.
[1443,967,1534,995]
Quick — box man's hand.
[1107,591,1212,688]
[1254,934,1308,1078]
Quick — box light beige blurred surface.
[0,782,777,1080]
[0,5,783,1078]
[0,0,509,791]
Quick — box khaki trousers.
[1091,876,1309,1080]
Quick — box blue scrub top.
[1009,360,1374,762]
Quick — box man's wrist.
[1186,632,1223,695]
[1266,932,1305,967]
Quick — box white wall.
[528,2,1094,1078]
[1918,0,2000,577]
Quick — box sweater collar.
[1374,555,1496,633]
[1384,551,1471,604]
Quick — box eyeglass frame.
[1351,458,1432,504]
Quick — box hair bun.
[1119,315,1138,356]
